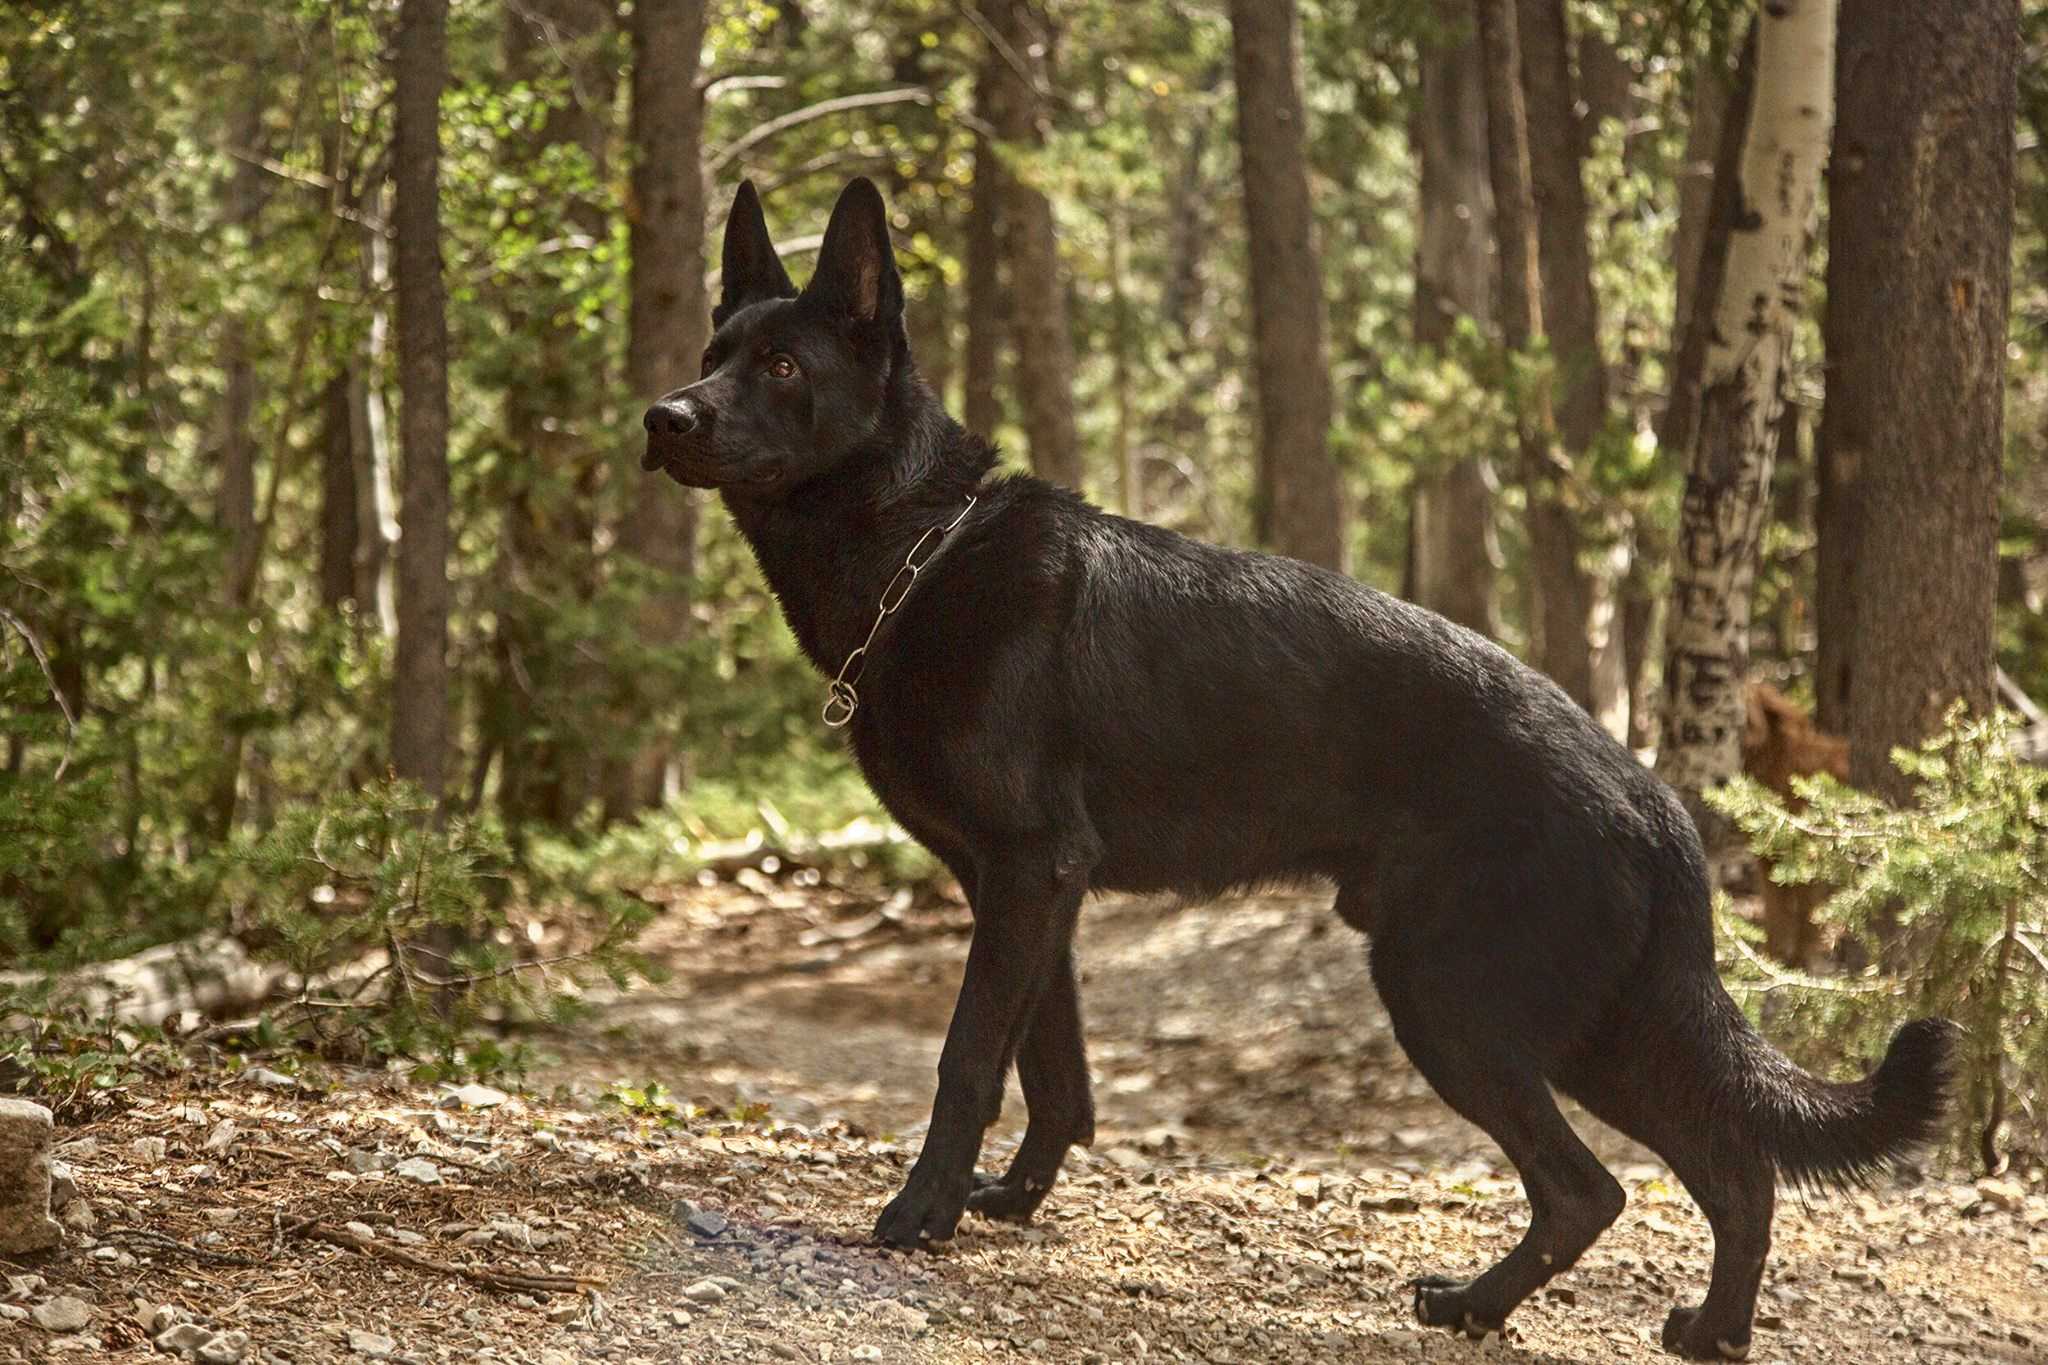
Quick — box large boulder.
[0,1098,62,1253]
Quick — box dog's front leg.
[967,943,1093,1222]
[873,848,1089,1248]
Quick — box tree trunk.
[962,53,1004,441]
[206,92,268,841]
[1514,0,1609,716]
[989,0,1081,490]
[603,0,709,822]
[319,369,360,610]
[356,187,400,639]
[1655,2,1833,827]
[494,0,616,828]
[1827,0,2014,799]
[390,0,453,802]
[1409,0,1499,638]
[1109,197,1139,518]
[1634,27,1739,749]
[1672,42,1735,398]
[1474,0,1589,706]
[1228,0,1344,571]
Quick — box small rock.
[199,1330,250,1364]
[202,1119,239,1154]
[546,1300,582,1324]
[345,1148,389,1175]
[147,1304,188,1334]
[129,1137,168,1166]
[241,1067,298,1090]
[0,1305,24,1323]
[392,1157,441,1185]
[681,1279,727,1305]
[445,1083,509,1109]
[31,1295,94,1333]
[686,1209,729,1239]
[60,1199,96,1232]
[849,1348,881,1362]
[5,1273,45,1300]
[0,1098,62,1254]
[347,1328,396,1358]
[1975,1177,2027,1213]
[155,1322,215,1353]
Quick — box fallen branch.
[287,1219,604,1295]
[102,1225,265,1268]
[0,935,287,1026]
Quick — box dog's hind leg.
[1655,1145,1772,1361]
[1567,1070,1774,1362]
[1372,942,1625,1340]
[967,943,1094,1222]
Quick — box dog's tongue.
[639,442,668,473]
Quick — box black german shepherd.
[641,178,1955,1361]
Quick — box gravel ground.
[3,884,2043,1364]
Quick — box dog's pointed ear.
[804,177,902,326]
[716,180,796,327]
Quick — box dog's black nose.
[643,397,704,437]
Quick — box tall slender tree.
[1516,0,1617,725]
[604,0,710,821]
[989,0,1081,489]
[487,0,617,826]
[1825,0,2015,799]
[1409,1,1499,637]
[390,0,452,801]
[962,52,1003,441]
[206,90,269,838]
[1656,4,1832,826]
[1474,0,1589,704]
[1228,0,1343,571]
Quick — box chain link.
[822,494,978,728]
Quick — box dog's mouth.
[640,440,778,489]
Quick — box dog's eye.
[767,355,798,380]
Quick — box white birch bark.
[1656,0,1836,811]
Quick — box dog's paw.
[872,1176,968,1250]
[1410,1276,1506,1341]
[965,1169,1051,1223]
[1660,1305,1750,1361]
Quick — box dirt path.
[5,883,2044,1364]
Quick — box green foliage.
[224,779,655,1078]
[0,1002,190,1121]
[1709,707,2048,1167]
[599,1078,691,1126]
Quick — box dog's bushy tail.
[1723,1004,1959,1190]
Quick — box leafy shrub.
[1710,705,2048,1170]
[224,778,656,1079]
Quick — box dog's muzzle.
[641,396,709,471]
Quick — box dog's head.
[641,177,906,497]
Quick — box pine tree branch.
[0,607,76,781]
[706,88,932,176]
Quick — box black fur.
[642,178,1959,1362]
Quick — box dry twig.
[286,1219,605,1295]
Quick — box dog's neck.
[723,375,995,675]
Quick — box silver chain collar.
[821,494,978,728]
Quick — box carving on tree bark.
[1656,0,1835,826]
